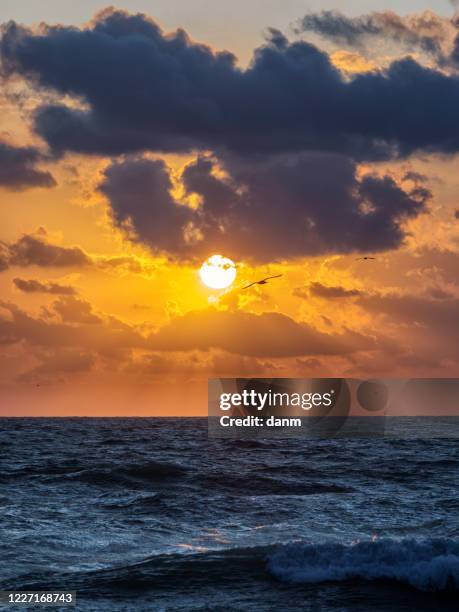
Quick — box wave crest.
[267,539,459,591]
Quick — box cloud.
[7,233,91,268]
[408,248,459,284]
[331,246,459,292]
[0,243,9,272]
[0,141,55,190]
[424,286,455,300]
[99,153,430,262]
[306,282,362,299]
[96,255,157,276]
[126,350,279,379]
[2,9,459,160]
[13,277,77,295]
[149,308,374,357]
[1,231,160,276]
[297,10,453,59]
[298,10,459,71]
[52,296,102,324]
[451,33,459,66]
[17,349,94,384]
[99,158,193,254]
[0,294,375,364]
[360,292,459,329]
[0,300,146,354]
[358,292,459,360]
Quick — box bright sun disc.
[199,255,237,290]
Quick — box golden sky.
[0,3,458,415]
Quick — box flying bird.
[355,256,377,261]
[242,274,283,290]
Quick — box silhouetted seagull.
[242,274,283,290]
[355,256,377,261]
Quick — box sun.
[199,255,237,290]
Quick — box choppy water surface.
[0,418,457,611]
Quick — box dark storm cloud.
[99,153,429,262]
[297,10,449,57]
[99,158,193,254]
[2,9,459,160]
[0,141,55,190]
[13,277,77,295]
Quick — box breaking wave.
[8,539,458,595]
[267,538,459,591]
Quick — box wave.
[121,462,187,479]
[7,539,457,595]
[67,461,187,486]
[3,545,271,592]
[100,438,125,446]
[0,460,187,484]
[199,473,353,496]
[0,461,187,487]
[100,492,164,510]
[267,538,459,592]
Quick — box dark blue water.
[0,418,457,611]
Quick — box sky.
[0,1,458,415]
[0,1,454,63]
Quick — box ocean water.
[0,418,457,611]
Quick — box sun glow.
[199,255,237,290]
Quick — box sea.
[0,418,458,611]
